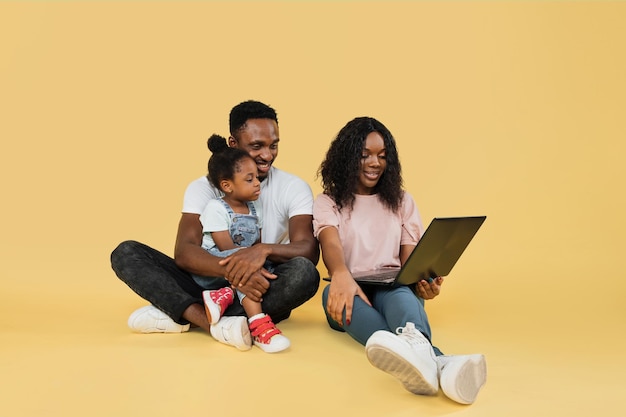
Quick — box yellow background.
[1,1,625,416]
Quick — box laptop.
[324,216,486,286]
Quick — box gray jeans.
[321,284,443,355]
[110,240,320,325]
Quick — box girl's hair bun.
[207,134,229,153]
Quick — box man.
[111,100,320,350]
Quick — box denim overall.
[207,198,261,257]
[203,199,274,303]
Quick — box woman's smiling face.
[355,131,386,195]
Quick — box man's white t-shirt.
[183,166,314,244]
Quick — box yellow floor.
[2,259,624,417]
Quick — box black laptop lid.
[395,216,486,285]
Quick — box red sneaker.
[203,287,234,325]
[249,314,290,353]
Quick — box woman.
[313,117,486,404]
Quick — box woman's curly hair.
[317,117,404,213]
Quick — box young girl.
[313,117,486,404]
[200,134,290,353]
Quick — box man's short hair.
[229,100,278,136]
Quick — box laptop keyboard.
[356,269,399,283]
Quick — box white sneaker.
[365,322,438,395]
[249,314,290,353]
[127,305,190,333]
[210,316,252,351]
[437,354,487,404]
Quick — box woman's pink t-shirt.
[313,192,424,274]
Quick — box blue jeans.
[321,284,443,355]
[111,240,320,325]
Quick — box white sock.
[248,313,266,324]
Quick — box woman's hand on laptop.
[416,276,444,300]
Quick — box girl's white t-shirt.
[183,166,314,245]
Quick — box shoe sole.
[441,355,487,404]
[367,345,438,395]
[202,293,221,325]
[254,335,291,353]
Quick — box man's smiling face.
[229,118,279,181]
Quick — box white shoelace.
[396,322,431,348]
